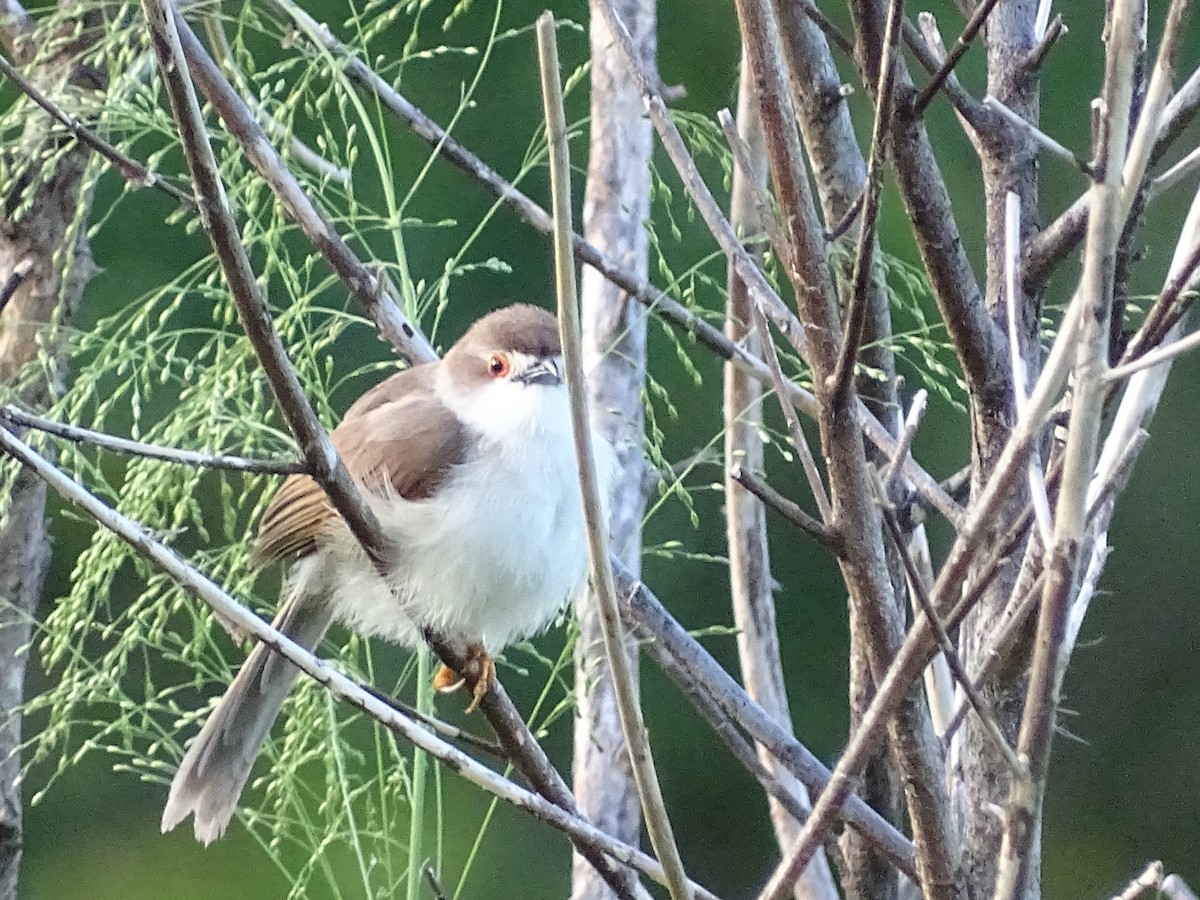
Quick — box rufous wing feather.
[252,365,467,567]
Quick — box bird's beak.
[515,358,562,386]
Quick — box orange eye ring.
[487,353,511,378]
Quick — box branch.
[538,15,691,900]
[593,0,808,357]
[172,13,436,367]
[0,425,720,900]
[616,566,919,881]
[993,2,1142,894]
[910,0,1003,117]
[729,466,841,552]
[0,405,304,474]
[0,51,195,207]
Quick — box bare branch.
[592,0,808,356]
[0,51,195,207]
[729,466,841,552]
[172,13,436,367]
[617,567,919,881]
[993,2,1142,894]
[911,0,1003,117]
[0,404,304,474]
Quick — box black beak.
[516,358,562,386]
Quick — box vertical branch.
[0,6,104,896]
[723,59,838,900]
[536,15,692,900]
[992,1,1142,897]
[572,0,654,896]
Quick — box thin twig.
[747,303,832,524]
[881,389,927,494]
[876,485,1027,778]
[0,51,195,207]
[1023,14,1066,71]
[359,683,505,760]
[716,109,787,262]
[0,404,304,474]
[899,18,989,129]
[1149,144,1200,200]
[830,0,904,401]
[0,424,717,899]
[729,466,841,552]
[537,15,691,900]
[0,259,30,314]
[1118,0,1193,221]
[911,0,1003,118]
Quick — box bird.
[161,303,615,845]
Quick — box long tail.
[161,592,334,844]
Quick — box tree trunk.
[572,0,655,896]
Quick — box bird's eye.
[487,353,511,378]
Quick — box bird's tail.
[161,591,334,844]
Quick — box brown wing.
[252,365,467,567]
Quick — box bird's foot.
[430,644,495,713]
[463,644,495,714]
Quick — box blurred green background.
[9,0,1200,897]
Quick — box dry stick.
[615,566,918,881]
[143,8,640,898]
[1004,192,1053,546]
[746,304,832,524]
[1107,322,1200,380]
[898,17,988,129]
[1023,14,1066,71]
[1149,143,1200,199]
[881,389,927,494]
[0,425,715,900]
[264,0,961,529]
[0,50,195,207]
[1120,240,1200,360]
[1117,0,1193,220]
[992,2,1141,896]
[829,0,904,401]
[0,404,304,474]
[0,259,30,314]
[591,0,807,360]
[536,14,691,900]
[983,95,1094,176]
[729,466,841,552]
[911,0,1003,117]
[916,13,984,157]
[171,13,436,367]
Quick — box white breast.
[291,378,614,654]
